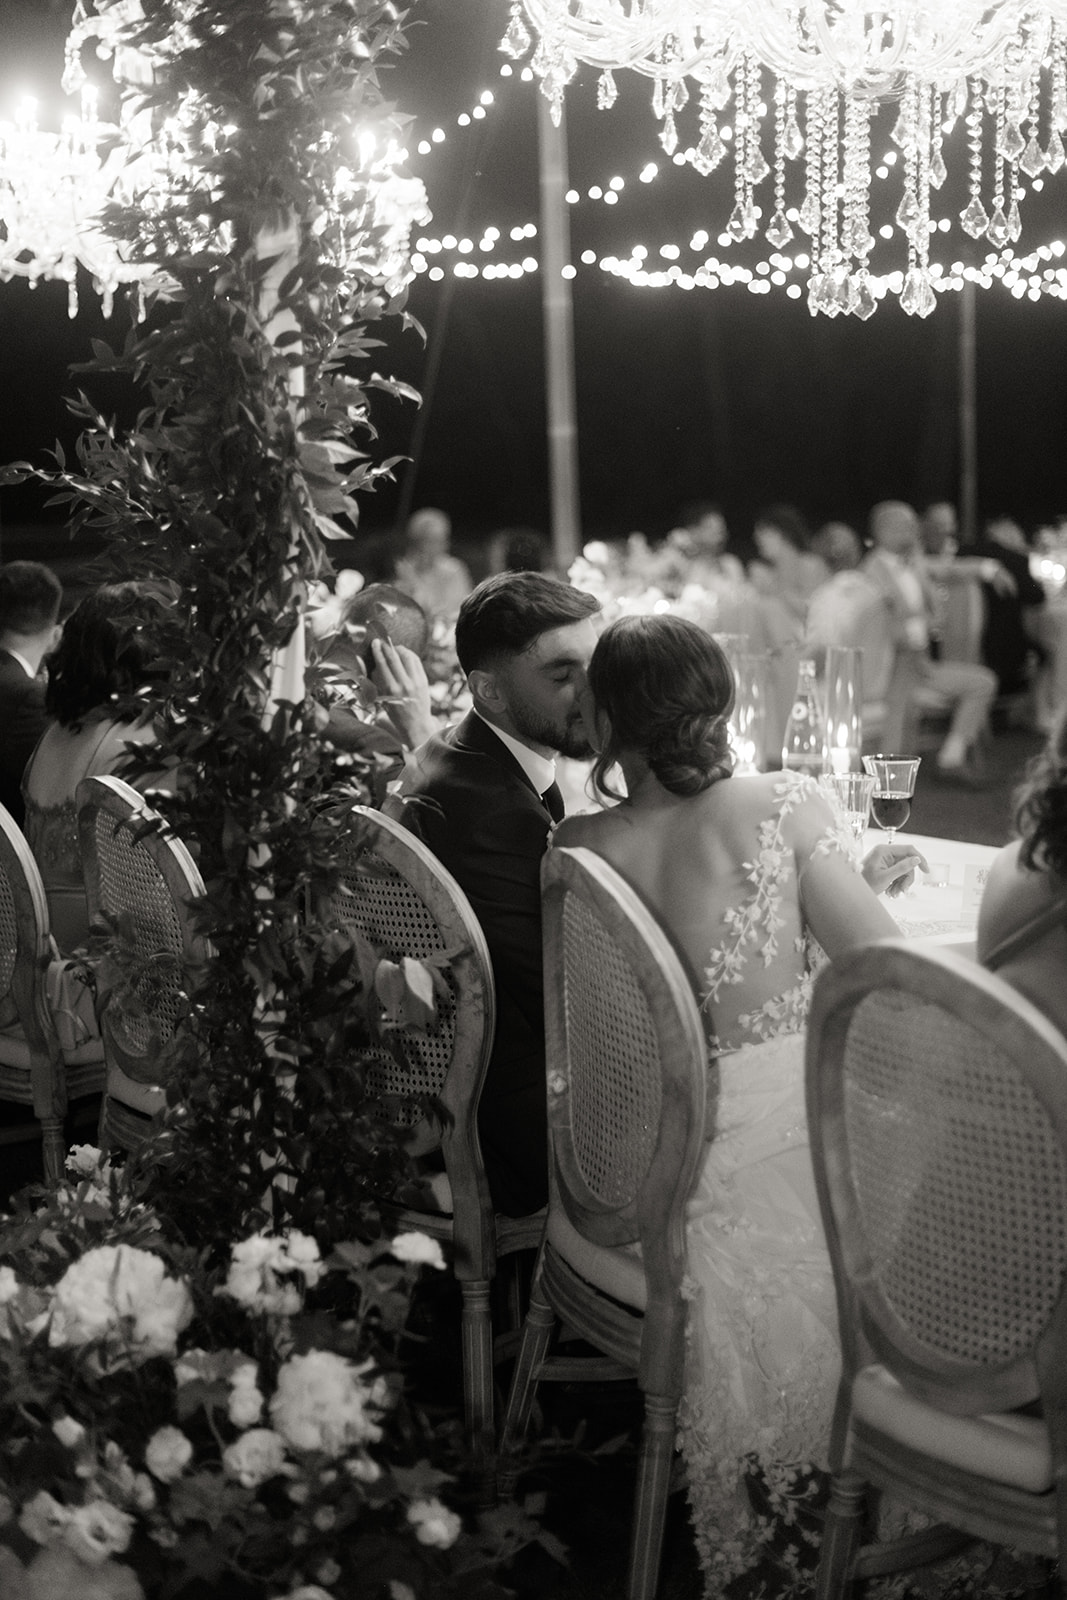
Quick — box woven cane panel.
[843,988,1067,1366]
[336,850,456,1122]
[560,893,661,1207]
[94,814,186,1057]
[0,865,17,994]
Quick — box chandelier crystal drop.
[505,1,1067,316]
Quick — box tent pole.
[537,93,582,574]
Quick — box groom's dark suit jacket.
[387,711,555,1216]
[0,648,49,829]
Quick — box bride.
[550,613,906,1591]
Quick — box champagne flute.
[862,755,921,845]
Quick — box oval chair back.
[0,800,104,1182]
[76,775,208,1152]
[806,939,1067,1592]
[500,845,709,1600]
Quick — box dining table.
[873,828,999,956]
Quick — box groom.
[386,571,600,1216]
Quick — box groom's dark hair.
[455,571,600,675]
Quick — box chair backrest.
[0,799,65,1105]
[323,805,497,1261]
[541,846,709,1340]
[806,939,1067,1423]
[76,775,208,1086]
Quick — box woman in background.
[22,581,173,953]
[978,709,1067,1033]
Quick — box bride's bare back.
[552,769,897,1051]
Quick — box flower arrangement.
[0,1149,551,1600]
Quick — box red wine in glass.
[871,792,911,833]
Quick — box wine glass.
[823,771,876,844]
[862,755,922,845]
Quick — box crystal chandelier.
[502,1,1067,316]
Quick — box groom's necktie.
[541,781,565,824]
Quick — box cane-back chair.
[806,939,1067,1598]
[498,846,709,1600]
[76,775,209,1154]
[323,804,544,1464]
[0,801,104,1182]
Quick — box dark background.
[2,0,1067,569]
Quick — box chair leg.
[497,1286,556,1498]
[815,1469,867,1600]
[40,1116,65,1185]
[626,1391,677,1600]
[460,1279,494,1467]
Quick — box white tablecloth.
[872,829,1000,954]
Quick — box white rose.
[145,1425,194,1483]
[220,1231,324,1315]
[345,1453,381,1483]
[19,1489,70,1545]
[280,1231,324,1286]
[65,1144,105,1178]
[222,1428,287,1489]
[63,1500,134,1566]
[0,1265,20,1305]
[228,1382,265,1428]
[269,1351,388,1456]
[389,1231,447,1270]
[52,1416,86,1450]
[406,1496,461,1549]
[49,1246,193,1363]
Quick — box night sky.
[2,0,1067,564]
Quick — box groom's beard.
[511,704,593,761]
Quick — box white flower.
[145,1426,194,1483]
[220,1231,323,1316]
[131,1474,156,1513]
[0,1265,19,1305]
[65,1144,106,1178]
[406,1496,461,1549]
[63,1500,134,1566]
[222,1428,288,1489]
[52,1415,86,1450]
[228,1380,265,1428]
[389,1584,417,1600]
[389,1232,446,1270]
[48,1246,193,1364]
[19,1489,71,1545]
[270,1350,388,1456]
[345,1453,381,1483]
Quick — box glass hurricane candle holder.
[823,645,864,774]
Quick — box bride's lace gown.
[680,773,854,1592]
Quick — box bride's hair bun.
[587,614,736,802]
[648,710,732,796]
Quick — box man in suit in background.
[0,561,62,827]
[386,572,601,1216]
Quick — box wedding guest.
[978,710,1067,1037]
[313,582,437,801]
[666,499,746,586]
[22,581,173,952]
[749,502,828,631]
[971,514,1046,699]
[550,613,909,1590]
[394,506,473,625]
[386,572,602,1216]
[485,526,552,577]
[0,561,62,828]
[862,500,997,783]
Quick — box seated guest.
[978,710,1067,1037]
[0,561,62,828]
[972,514,1047,698]
[863,501,997,783]
[749,502,828,633]
[22,582,173,953]
[394,506,473,626]
[665,499,746,587]
[805,524,898,722]
[313,582,437,800]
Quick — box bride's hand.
[861,842,929,898]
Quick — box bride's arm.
[789,784,901,959]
